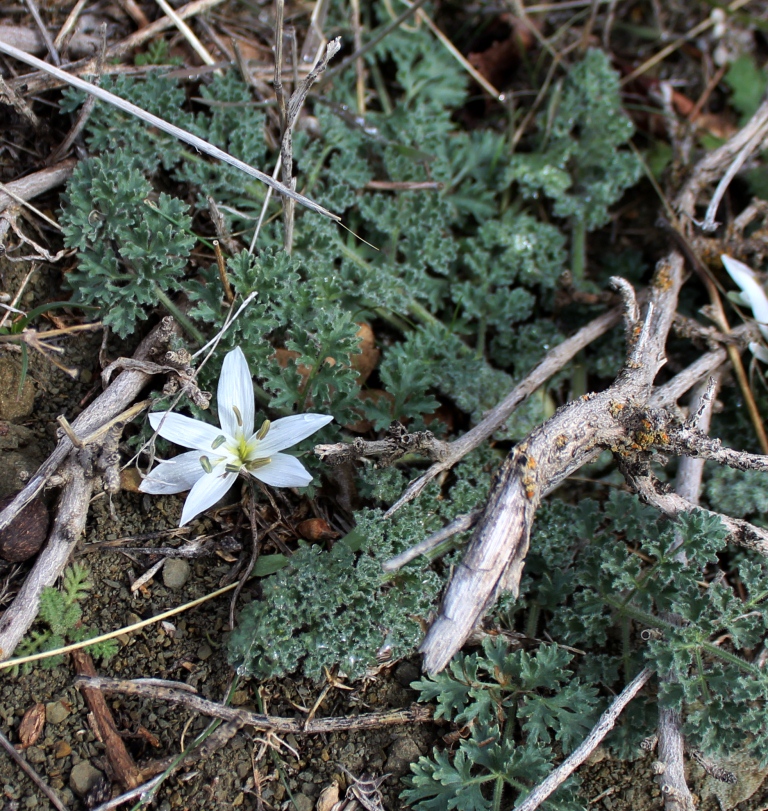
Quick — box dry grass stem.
[0,40,338,222]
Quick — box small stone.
[197,643,212,661]
[291,793,313,811]
[231,690,249,706]
[25,746,45,765]
[45,701,70,725]
[394,661,420,689]
[54,740,72,758]
[0,494,49,563]
[162,558,191,589]
[0,360,35,422]
[69,761,104,797]
[385,735,422,777]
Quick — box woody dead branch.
[0,317,185,661]
[417,253,768,673]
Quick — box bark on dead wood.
[419,257,686,673]
[0,317,179,661]
[418,251,768,673]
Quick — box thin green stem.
[492,775,504,811]
[152,284,205,344]
[602,594,764,677]
[570,216,586,282]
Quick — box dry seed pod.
[296,517,339,542]
[0,493,49,562]
[18,703,45,749]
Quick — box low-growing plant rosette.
[140,347,333,525]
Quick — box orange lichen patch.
[654,264,675,292]
[608,401,625,418]
[526,456,537,469]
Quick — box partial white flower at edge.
[139,346,333,526]
[721,254,768,363]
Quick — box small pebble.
[162,558,191,589]
[385,735,422,777]
[394,661,420,689]
[197,643,212,661]
[25,746,45,765]
[45,701,70,725]
[54,740,72,758]
[291,794,313,811]
[69,762,104,797]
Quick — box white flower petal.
[138,451,207,494]
[250,452,313,488]
[149,412,222,451]
[218,347,255,439]
[749,341,768,363]
[179,469,238,526]
[255,413,334,455]
[722,254,768,339]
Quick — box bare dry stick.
[676,99,768,229]
[0,41,339,223]
[76,675,432,734]
[0,159,76,214]
[72,649,144,790]
[277,33,341,252]
[0,318,179,661]
[419,254,768,672]
[153,0,217,67]
[382,303,624,517]
[7,0,227,95]
[0,462,89,661]
[419,257,684,673]
[620,0,751,87]
[0,582,237,671]
[656,376,720,811]
[0,728,68,811]
[513,667,653,811]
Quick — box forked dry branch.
[0,317,181,661]
[417,253,768,673]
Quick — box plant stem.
[152,284,205,344]
[570,215,586,282]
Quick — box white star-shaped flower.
[139,347,333,526]
[722,254,768,362]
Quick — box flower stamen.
[248,457,272,471]
[256,419,271,440]
[200,456,213,474]
[232,405,243,427]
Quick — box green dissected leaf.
[507,49,640,230]
[724,55,767,123]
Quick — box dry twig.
[513,668,653,811]
[0,318,180,661]
[415,254,768,673]
[76,675,432,734]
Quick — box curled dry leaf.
[296,517,340,542]
[275,323,380,387]
[18,703,45,749]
